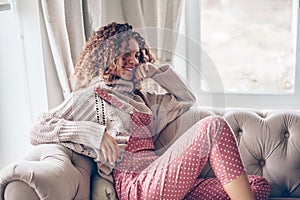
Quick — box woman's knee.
[196,116,228,127]
[195,116,238,149]
[195,116,229,134]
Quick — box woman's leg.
[114,116,269,199]
[207,116,254,200]
[223,173,255,200]
[184,175,270,200]
[114,116,220,199]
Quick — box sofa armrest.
[0,144,93,200]
[4,181,39,200]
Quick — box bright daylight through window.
[200,0,297,94]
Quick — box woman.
[31,22,270,199]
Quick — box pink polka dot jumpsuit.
[95,89,270,200]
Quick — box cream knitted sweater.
[30,64,196,180]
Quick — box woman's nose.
[127,56,138,65]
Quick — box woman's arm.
[137,63,196,134]
[30,88,106,151]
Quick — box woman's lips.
[122,66,135,71]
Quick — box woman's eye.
[135,52,140,58]
[122,53,130,61]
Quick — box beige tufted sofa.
[1,106,300,200]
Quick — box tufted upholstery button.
[259,159,265,166]
[282,191,290,197]
[238,130,243,136]
[284,132,290,138]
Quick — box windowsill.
[0,3,10,11]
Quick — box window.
[175,0,300,109]
[0,0,10,11]
[201,0,296,94]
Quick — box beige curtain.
[39,0,101,108]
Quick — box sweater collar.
[90,77,138,95]
[91,77,152,115]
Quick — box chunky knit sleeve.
[143,64,196,135]
[30,88,106,150]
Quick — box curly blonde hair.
[70,22,156,91]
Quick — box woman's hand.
[100,131,120,164]
[134,63,158,82]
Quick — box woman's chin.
[120,74,135,82]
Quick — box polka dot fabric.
[97,89,270,199]
[184,175,270,200]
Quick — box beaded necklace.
[94,92,106,125]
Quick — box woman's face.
[114,39,140,81]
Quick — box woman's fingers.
[139,64,147,78]
[144,63,149,72]
[101,144,110,162]
[110,139,119,163]
[135,63,149,81]
[108,140,119,164]
[135,63,158,82]
[115,136,129,143]
[102,143,118,164]
[135,67,144,81]
[102,146,107,161]
[100,132,120,164]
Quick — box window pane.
[0,0,8,5]
[0,0,10,11]
[200,0,296,93]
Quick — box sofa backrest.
[154,106,300,198]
